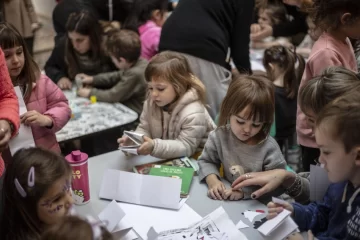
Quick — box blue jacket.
[292,181,360,240]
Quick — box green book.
[149,165,195,197]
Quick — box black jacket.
[159,0,254,73]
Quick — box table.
[75,150,267,239]
[56,90,138,142]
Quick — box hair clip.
[14,166,35,198]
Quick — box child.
[263,46,305,150]
[41,216,113,240]
[267,92,360,240]
[45,11,116,90]
[118,51,216,159]
[123,0,168,60]
[296,16,322,58]
[76,29,148,114]
[297,0,360,171]
[0,147,74,240]
[251,3,292,49]
[0,22,71,153]
[198,74,286,201]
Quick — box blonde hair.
[316,90,360,153]
[299,66,360,115]
[219,73,275,141]
[145,51,206,105]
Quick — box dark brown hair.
[0,22,40,102]
[41,216,113,240]
[299,66,360,116]
[0,148,72,240]
[311,0,360,31]
[316,91,360,153]
[65,11,104,79]
[218,73,275,141]
[105,29,141,63]
[145,51,206,105]
[259,3,288,26]
[263,46,305,99]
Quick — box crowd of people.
[0,0,359,239]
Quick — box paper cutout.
[272,197,289,206]
[236,220,250,229]
[243,210,263,222]
[8,87,35,155]
[98,200,126,232]
[99,169,183,209]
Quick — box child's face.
[37,176,74,226]
[258,9,272,26]
[315,126,358,183]
[3,46,25,78]
[68,31,91,54]
[148,78,177,107]
[229,105,264,144]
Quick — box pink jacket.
[138,20,161,60]
[26,74,71,153]
[296,32,358,148]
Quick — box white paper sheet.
[112,229,138,240]
[310,164,331,202]
[148,206,248,240]
[258,209,292,236]
[99,169,182,209]
[262,218,299,240]
[98,200,127,232]
[236,220,250,229]
[8,87,35,155]
[272,197,289,206]
[118,202,202,240]
[243,210,263,222]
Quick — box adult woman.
[45,11,116,90]
[0,0,41,55]
[159,0,254,119]
[232,67,360,203]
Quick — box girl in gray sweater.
[198,73,286,201]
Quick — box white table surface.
[56,90,138,142]
[74,150,267,239]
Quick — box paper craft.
[99,169,183,209]
[98,200,127,232]
[8,87,35,155]
[112,229,138,240]
[310,164,331,202]
[148,206,248,240]
[272,197,289,206]
[262,218,298,240]
[236,220,250,229]
[243,210,264,222]
[118,202,202,240]
[119,131,145,155]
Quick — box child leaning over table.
[76,29,148,114]
[118,51,216,159]
[198,74,286,201]
[267,92,360,240]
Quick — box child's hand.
[206,174,226,200]
[251,23,262,34]
[76,73,94,84]
[222,188,244,201]
[57,77,72,90]
[21,111,53,127]
[77,88,91,98]
[117,136,133,147]
[267,201,294,220]
[137,136,154,155]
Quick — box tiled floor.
[33,16,55,70]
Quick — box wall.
[32,0,57,19]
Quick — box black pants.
[301,145,320,171]
[24,37,34,56]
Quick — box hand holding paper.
[137,136,154,155]
[118,131,151,155]
[20,110,53,127]
[267,197,294,220]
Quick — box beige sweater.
[136,88,216,159]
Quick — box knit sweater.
[198,125,286,199]
[0,49,20,176]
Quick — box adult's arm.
[0,49,20,135]
[231,0,254,73]
[44,39,69,83]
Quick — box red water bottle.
[65,150,90,205]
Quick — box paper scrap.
[243,210,263,223]
[98,200,126,232]
[8,87,35,155]
[258,209,291,236]
[272,197,289,206]
[236,220,250,229]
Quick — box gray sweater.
[198,125,286,199]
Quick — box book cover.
[149,165,194,197]
[133,157,196,175]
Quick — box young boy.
[77,29,148,114]
[267,92,360,240]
